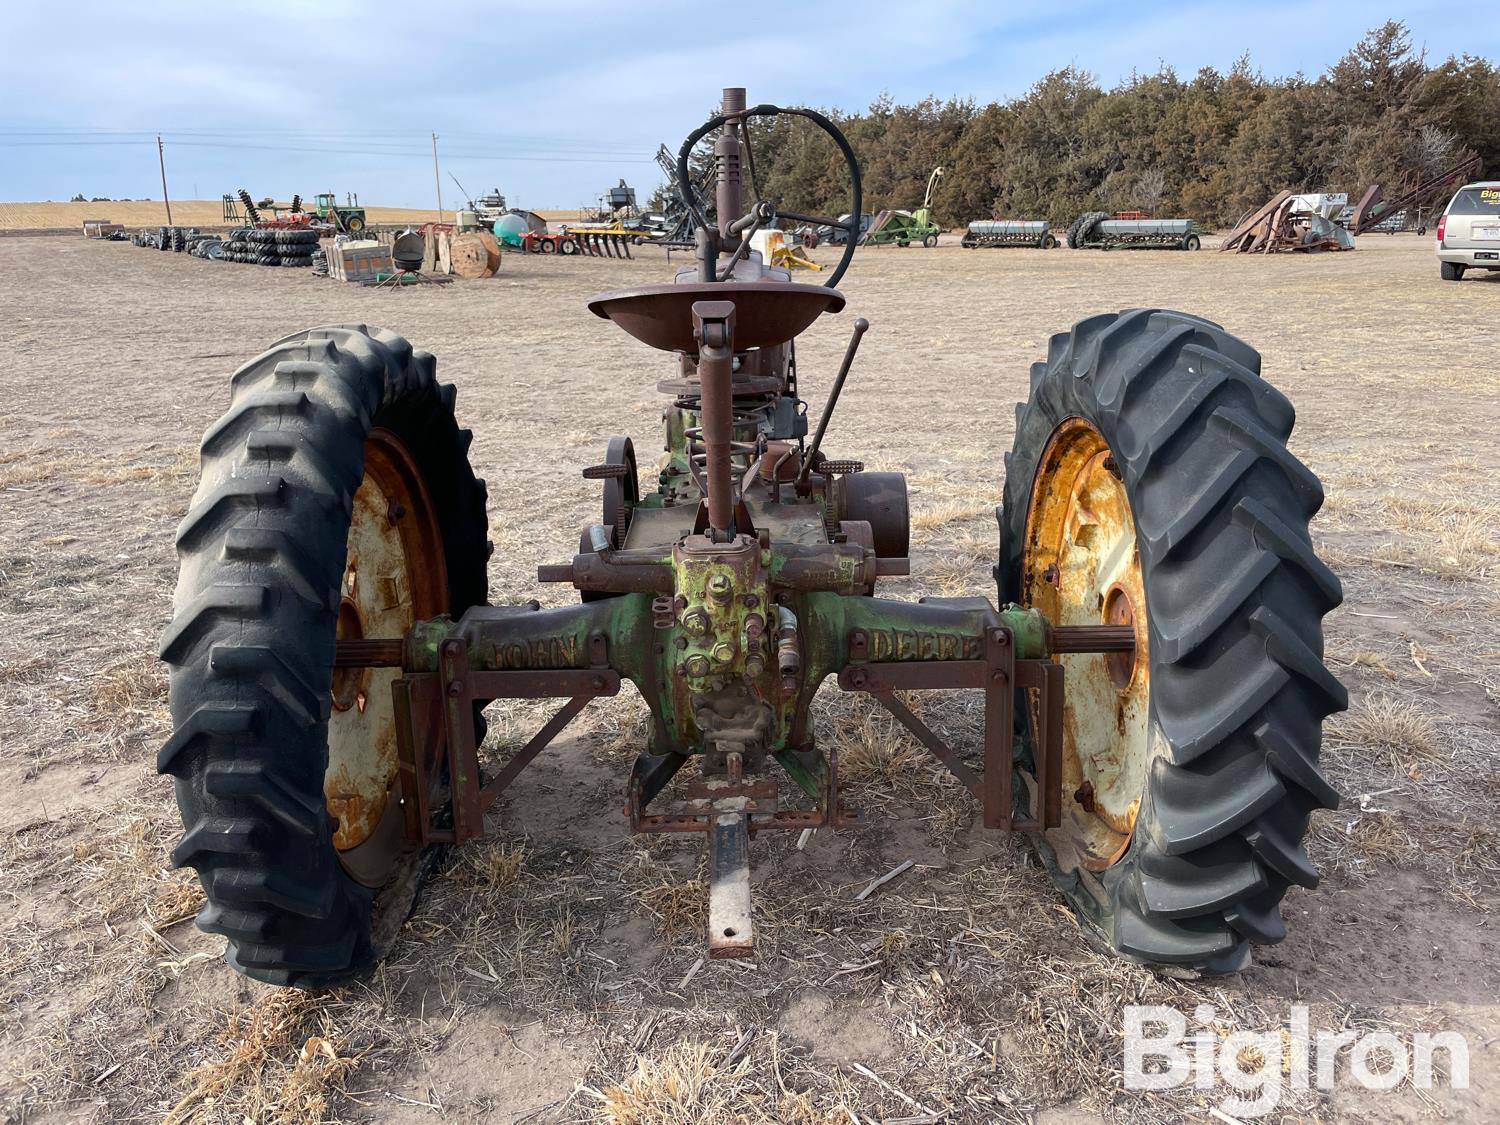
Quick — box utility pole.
[431,133,443,223]
[157,134,174,224]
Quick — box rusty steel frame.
[391,631,621,845]
[376,610,1085,848]
[370,608,1082,959]
[839,624,1064,833]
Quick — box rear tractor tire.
[1000,309,1346,972]
[1067,211,1109,249]
[158,325,490,988]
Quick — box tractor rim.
[1023,417,1152,871]
[328,426,448,885]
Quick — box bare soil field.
[1,233,1497,1123]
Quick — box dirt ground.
[1,233,1497,1124]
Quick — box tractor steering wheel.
[675,104,862,289]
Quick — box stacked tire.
[1066,211,1110,249]
[220,227,320,267]
[187,234,224,259]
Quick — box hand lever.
[797,318,869,488]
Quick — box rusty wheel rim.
[1023,417,1152,871]
[328,427,447,885]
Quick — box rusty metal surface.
[1048,625,1136,654]
[326,427,448,860]
[587,282,845,354]
[394,629,620,846]
[693,301,738,537]
[334,638,405,667]
[836,471,910,559]
[841,623,1052,832]
[708,813,755,958]
[1023,417,1152,869]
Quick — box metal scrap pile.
[1220,192,1354,253]
[1219,192,1355,253]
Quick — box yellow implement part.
[567,222,654,239]
[772,245,822,271]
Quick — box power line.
[0,137,657,162]
[0,128,656,154]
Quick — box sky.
[1,1,1494,210]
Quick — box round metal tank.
[392,231,425,272]
[494,213,531,247]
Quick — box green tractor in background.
[311,192,366,233]
[861,165,944,247]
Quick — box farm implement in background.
[557,223,646,257]
[1220,193,1355,253]
[1224,156,1483,253]
[160,86,1345,989]
[861,166,944,247]
[647,142,717,248]
[1348,154,1483,236]
[224,189,365,234]
[1068,211,1203,250]
[961,220,1057,249]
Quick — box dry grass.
[1352,811,1418,864]
[0,442,198,492]
[910,498,993,535]
[1330,693,1445,775]
[587,1038,855,1125]
[456,840,526,894]
[1341,649,1397,680]
[590,1041,755,1125]
[1368,492,1500,580]
[821,696,922,786]
[164,993,356,1125]
[638,874,708,935]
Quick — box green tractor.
[159,87,1344,987]
[311,191,366,233]
[861,165,945,247]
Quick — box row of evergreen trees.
[682,23,1497,230]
